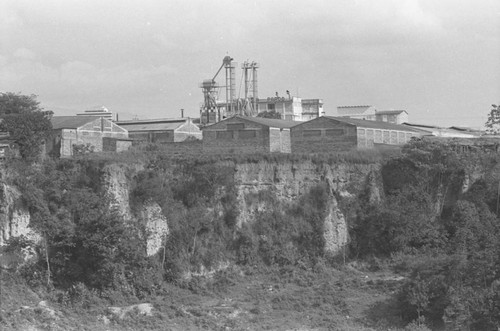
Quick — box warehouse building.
[202,115,298,154]
[47,116,130,157]
[115,118,201,144]
[291,116,424,153]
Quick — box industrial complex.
[0,55,493,158]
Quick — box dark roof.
[115,118,186,125]
[323,116,423,132]
[235,115,299,129]
[403,122,440,129]
[115,118,194,132]
[449,126,483,133]
[51,116,97,129]
[116,121,185,132]
[376,110,407,115]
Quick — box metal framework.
[199,56,259,123]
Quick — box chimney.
[181,109,184,118]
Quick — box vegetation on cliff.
[1,141,500,330]
[350,139,500,330]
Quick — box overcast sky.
[1,0,499,127]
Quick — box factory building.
[47,116,130,157]
[291,116,424,153]
[115,118,202,144]
[337,105,377,121]
[202,115,297,154]
[375,110,408,124]
[256,96,324,121]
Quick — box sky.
[1,0,499,127]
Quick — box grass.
[1,263,423,331]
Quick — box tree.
[0,92,52,159]
[257,110,281,119]
[0,92,41,115]
[485,104,500,134]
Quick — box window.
[325,129,344,136]
[303,130,322,137]
[267,103,275,110]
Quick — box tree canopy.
[485,104,500,134]
[257,110,281,119]
[0,92,41,115]
[0,92,52,159]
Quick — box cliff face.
[0,182,41,269]
[0,183,40,246]
[234,161,381,255]
[0,159,388,262]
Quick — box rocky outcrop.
[103,163,135,220]
[102,163,169,256]
[0,158,387,261]
[233,160,380,255]
[323,195,348,256]
[0,183,41,246]
[142,202,169,256]
[107,303,154,319]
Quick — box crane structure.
[199,55,258,124]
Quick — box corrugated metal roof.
[236,115,300,128]
[51,116,97,129]
[324,116,423,132]
[337,105,375,116]
[376,110,407,115]
[116,118,186,125]
[117,122,185,132]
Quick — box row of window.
[216,130,257,140]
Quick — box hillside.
[1,141,499,330]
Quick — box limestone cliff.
[233,160,381,255]
[0,183,40,246]
[0,159,383,260]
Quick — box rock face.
[0,182,41,269]
[323,195,348,256]
[102,163,169,257]
[233,160,381,255]
[142,202,169,257]
[0,159,383,259]
[0,183,41,246]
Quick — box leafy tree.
[0,92,52,159]
[0,92,41,115]
[485,104,500,134]
[257,110,281,119]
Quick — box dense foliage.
[350,139,500,329]
[485,103,500,134]
[0,92,52,159]
[256,110,281,119]
[4,140,500,329]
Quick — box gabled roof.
[116,118,186,125]
[51,116,97,129]
[116,118,192,132]
[337,105,375,116]
[376,110,408,115]
[116,122,185,132]
[234,115,299,129]
[323,116,423,132]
